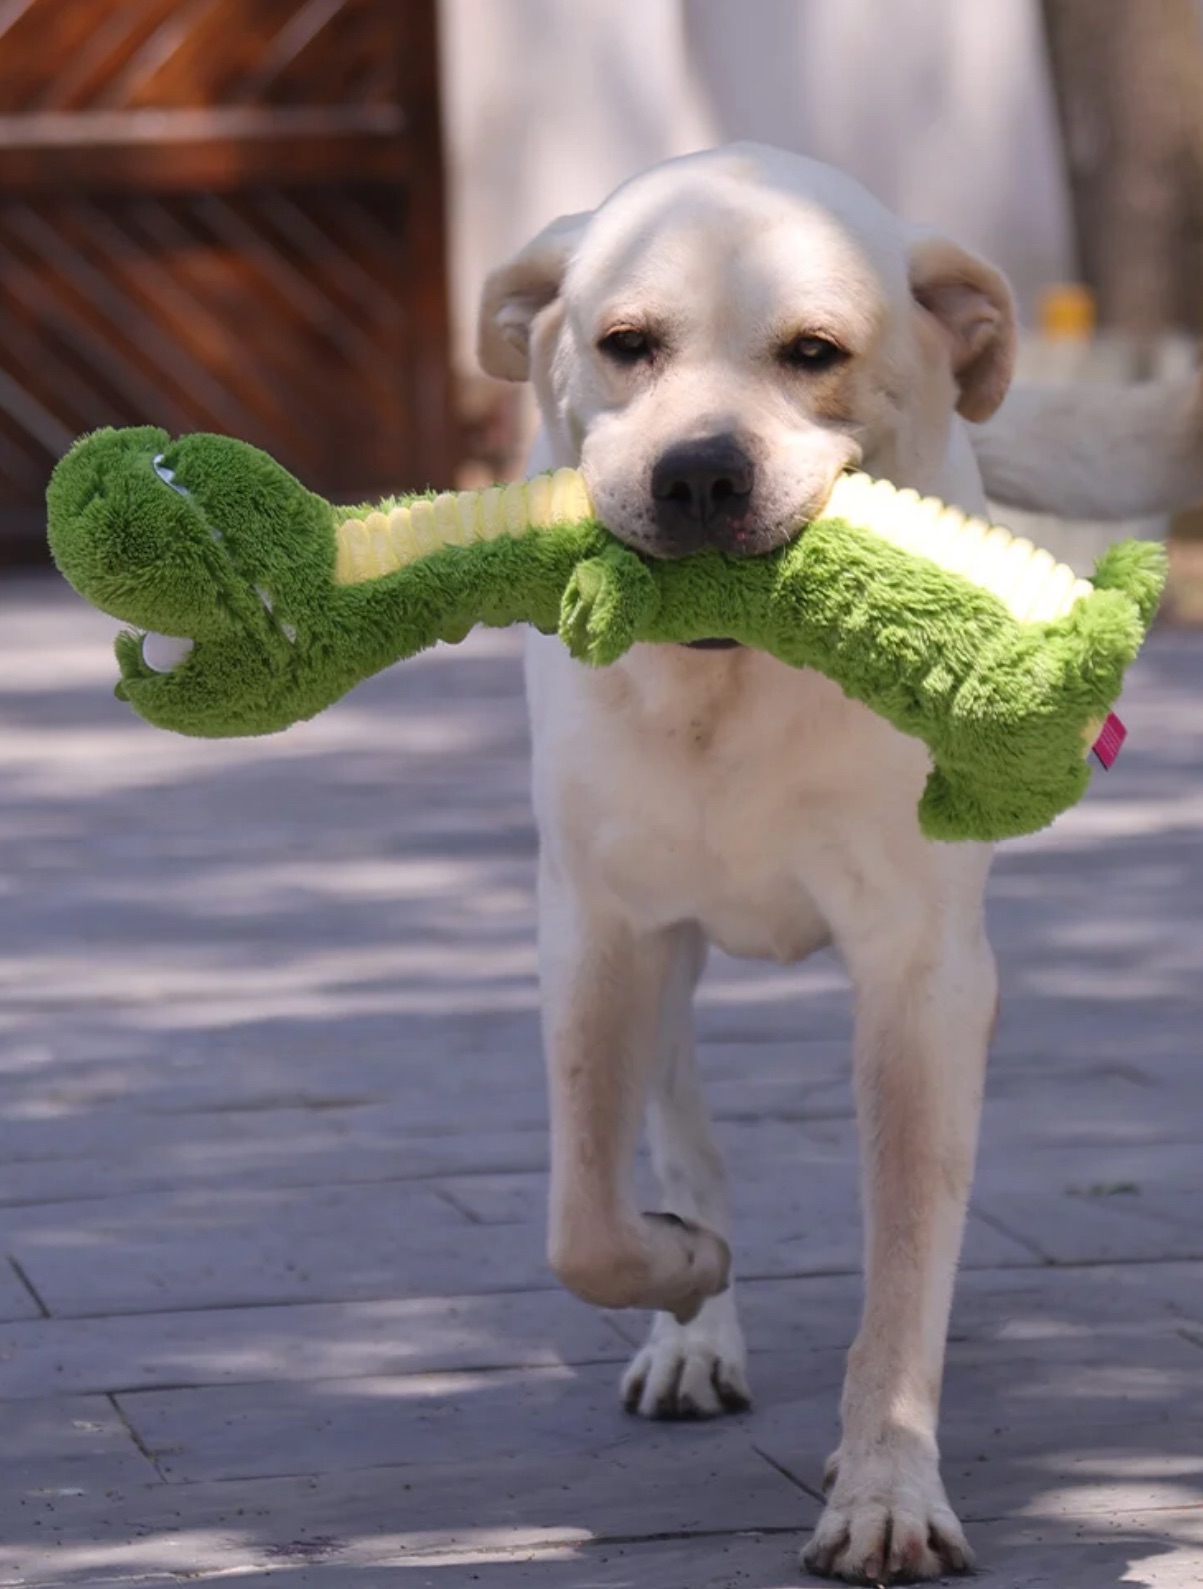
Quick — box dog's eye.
[780,334,848,372]
[599,327,654,364]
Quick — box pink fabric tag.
[1091,712,1126,769]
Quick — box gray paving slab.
[0,1116,553,1207]
[2,581,1203,1587]
[0,1291,629,1401]
[4,1180,556,1315]
[754,1327,1203,1523]
[713,1260,1203,1357]
[133,1321,1203,1494]
[0,1255,41,1321]
[15,1516,1200,1589]
[0,1034,553,1139]
[974,1185,1203,1263]
[117,1358,816,1483]
[0,1432,815,1585]
[0,1394,157,1492]
[433,1166,1035,1270]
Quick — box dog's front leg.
[805,921,997,1584]
[538,863,731,1324]
[620,922,752,1419]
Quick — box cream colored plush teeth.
[455,491,482,544]
[965,524,1020,594]
[428,492,463,547]
[333,468,595,586]
[525,473,556,529]
[333,519,372,584]
[1029,560,1081,623]
[503,480,530,534]
[364,511,393,572]
[549,467,592,525]
[1011,547,1058,620]
[991,538,1041,611]
[334,467,1091,624]
[476,487,504,539]
[936,509,986,575]
[825,471,1093,625]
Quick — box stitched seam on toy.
[153,454,297,646]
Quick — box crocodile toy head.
[47,427,346,737]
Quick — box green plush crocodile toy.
[46,425,1165,842]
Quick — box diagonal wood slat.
[0,207,202,434]
[6,201,262,437]
[229,0,350,104]
[68,197,319,444]
[121,198,338,448]
[195,193,399,380]
[97,0,235,112]
[0,0,394,113]
[0,0,453,554]
[258,192,401,323]
[33,0,186,114]
[0,368,73,476]
[0,299,129,435]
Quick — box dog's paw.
[621,1289,750,1419]
[637,1210,732,1323]
[802,1435,972,1584]
[550,1210,729,1323]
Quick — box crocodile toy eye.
[152,454,191,497]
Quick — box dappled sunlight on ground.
[0,577,1201,1585]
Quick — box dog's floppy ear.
[907,230,1017,422]
[477,211,592,382]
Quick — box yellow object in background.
[1038,283,1096,341]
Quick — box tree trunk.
[1041,0,1203,337]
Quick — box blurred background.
[3,11,1203,1578]
[1,0,1202,562]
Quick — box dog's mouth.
[676,518,778,649]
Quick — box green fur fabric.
[46,426,1165,842]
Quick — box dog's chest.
[535,642,925,961]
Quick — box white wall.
[438,0,716,371]
[439,0,1076,371]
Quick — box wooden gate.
[0,0,454,554]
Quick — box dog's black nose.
[651,435,754,545]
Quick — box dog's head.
[478,144,1014,559]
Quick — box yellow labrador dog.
[477,143,1203,1583]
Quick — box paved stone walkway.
[1,575,1201,1587]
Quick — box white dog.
[476,143,1203,1583]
